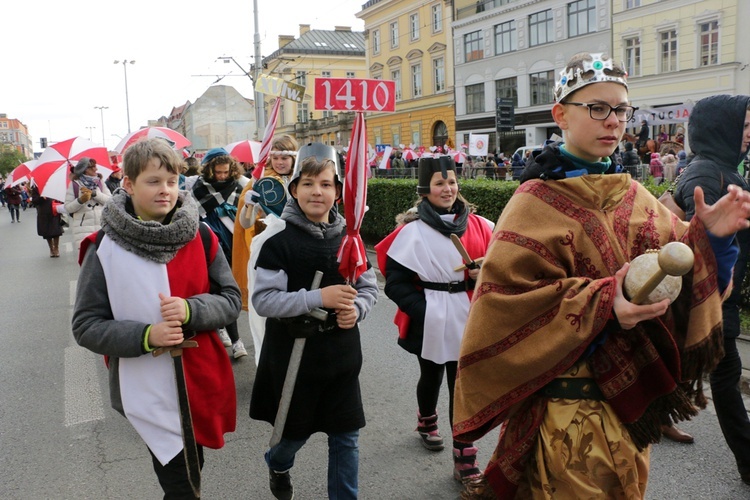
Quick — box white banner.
[632,103,693,126]
[469,133,489,156]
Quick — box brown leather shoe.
[661,424,694,444]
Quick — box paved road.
[1,207,749,499]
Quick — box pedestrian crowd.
[6,49,750,500]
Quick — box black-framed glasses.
[563,102,638,122]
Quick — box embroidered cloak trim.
[453,175,725,497]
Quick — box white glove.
[244,189,260,206]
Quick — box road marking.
[69,280,77,307]
[64,346,106,426]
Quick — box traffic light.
[40,137,47,148]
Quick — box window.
[297,103,309,123]
[699,20,719,66]
[529,10,554,47]
[346,71,356,78]
[410,13,420,41]
[373,29,381,54]
[495,77,518,107]
[411,64,422,98]
[568,0,595,37]
[625,0,640,7]
[322,71,331,78]
[296,71,306,87]
[659,29,677,72]
[392,69,402,100]
[464,31,483,62]
[624,37,641,76]
[432,4,443,33]
[390,21,399,49]
[433,58,445,92]
[530,70,555,106]
[466,83,485,114]
[494,20,516,55]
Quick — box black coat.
[622,149,640,166]
[31,189,63,239]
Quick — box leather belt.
[419,279,476,293]
[541,377,605,401]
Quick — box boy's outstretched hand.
[336,307,358,330]
[320,284,357,310]
[159,293,187,324]
[149,320,184,347]
[695,184,750,237]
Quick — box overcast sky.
[3,0,364,152]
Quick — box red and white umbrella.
[114,127,191,154]
[451,150,468,164]
[31,137,112,202]
[252,98,283,180]
[225,139,262,164]
[6,160,37,188]
[401,148,419,162]
[337,111,369,283]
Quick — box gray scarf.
[281,200,345,240]
[100,190,199,263]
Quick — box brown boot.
[661,424,694,444]
[53,237,60,257]
[47,239,55,257]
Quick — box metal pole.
[94,106,108,146]
[253,0,265,140]
[123,62,132,133]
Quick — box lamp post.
[94,106,108,146]
[114,59,136,133]
[85,126,96,141]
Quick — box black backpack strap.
[198,222,213,267]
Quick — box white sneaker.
[218,328,231,347]
[232,339,248,359]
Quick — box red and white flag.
[253,98,282,180]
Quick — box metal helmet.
[289,142,343,196]
[417,155,456,194]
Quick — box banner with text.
[632,103,693,126]
[315,78,396,112]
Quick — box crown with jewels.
[554,53,628,102]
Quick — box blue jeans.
[265,430,359,499]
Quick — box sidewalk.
[366,246,750,395]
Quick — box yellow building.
[356,0,455,151]
[262,25,367,147]
[613,0,750,149]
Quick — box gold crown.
[554,53,628,102]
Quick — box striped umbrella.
[337,111,369,283]
[252,98,282,180]
[6,160,37,188]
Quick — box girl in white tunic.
[376,156,494,489]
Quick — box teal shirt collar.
[559,144,612,176]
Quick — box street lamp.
[94,106,108,146]
[85,126,96,141]
[114,59,136,133]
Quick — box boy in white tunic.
[72,138,241,499]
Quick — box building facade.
[262,25,366,147]
[452,0,611,156]
[173,85,256,152]
[0,114,33,158]
[357,0,456,151]
[613,0,750,149]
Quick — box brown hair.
[122,138,182,180]
[263,134,299,176]
[201,154,242,181]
